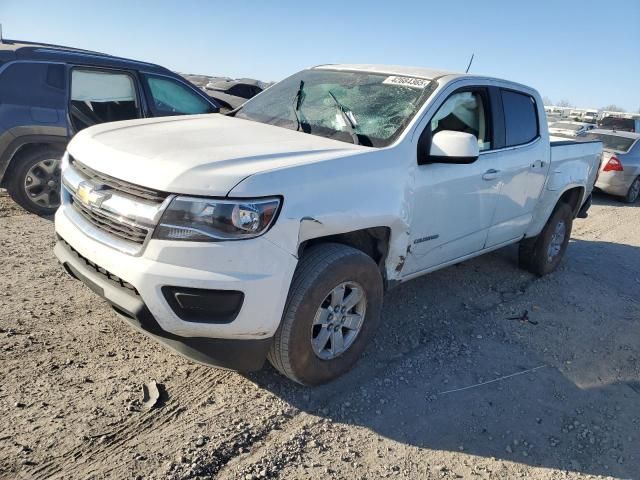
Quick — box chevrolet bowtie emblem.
[76,181,112,208]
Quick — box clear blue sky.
[2,0,638,111]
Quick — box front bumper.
[55,238,272,370]
[54,203,298,370]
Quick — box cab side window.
[431,91,492,151]
[501,90,538,146]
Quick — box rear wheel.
[6,147,64,216]
[519,203,573,276]
[267,243,383,386]
[623,176,640,204]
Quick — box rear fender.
[0,126,68,183]
[525,144,599,238]
[526,183,585,238]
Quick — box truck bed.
[550,137,601,147]
[550,137,602,164]
[546,137,602,201]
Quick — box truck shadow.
[251,237,640,478]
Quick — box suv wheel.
[6,147,64,216]
[268,243,383,386]
[518,202,573,276]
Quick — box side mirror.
[427,130,479,164]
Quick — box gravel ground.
[0,189,638,480]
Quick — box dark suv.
[0,39,219,215]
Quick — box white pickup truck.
[54,64,602,385]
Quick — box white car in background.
[548,121,595,137]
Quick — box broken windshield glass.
[235,69,436,147]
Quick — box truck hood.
[67,114,366,196]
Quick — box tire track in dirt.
[32,368,240,479]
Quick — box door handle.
[482,169,500,181]
[531,160,546,168]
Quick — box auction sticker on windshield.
[383,76,430,89]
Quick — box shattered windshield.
[235,69,436,147]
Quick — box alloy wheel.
[23,158,61,209]
[311,281,367,360]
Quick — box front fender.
[230,146,414,281]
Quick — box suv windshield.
[235,69,436,147]
[585,133,636,152]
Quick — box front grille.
[69,156,169,203]
[71,196,149,244]
[59,236,139,294]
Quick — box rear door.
[485,88,549,247]
[68,67,143,133]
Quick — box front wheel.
[519,203,573,276]
[6,147,64,216]
[267,243,383,386]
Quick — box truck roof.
[0,38,171,75]
[311,63,537,94]
[313,63,458,80]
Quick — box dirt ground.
[0,189,638,480]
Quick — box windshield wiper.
[292,80,306,131]
[327,91,360,145]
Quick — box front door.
[403,89,502,275]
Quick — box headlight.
[154,196,281,241]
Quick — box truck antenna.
[465,53,474,73]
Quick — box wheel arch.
[525,184,586,239]
[0,132,68,186]
[558,185,585,218]
[298,226,392,287]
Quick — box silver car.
[586,129,640,203]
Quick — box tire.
[5,146,64,216]
[623,176,640,204]
[267,243,383,386]
[518,202,573,276]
